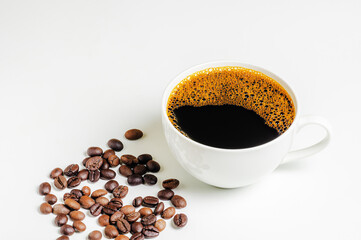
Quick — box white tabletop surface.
[1,0,361,239]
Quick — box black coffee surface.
[173,105,280,149]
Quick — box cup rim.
[162,61,299,152]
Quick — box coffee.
[167,66,296,149]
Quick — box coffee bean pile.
[39,129,188,240]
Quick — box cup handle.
[282,115,332,163]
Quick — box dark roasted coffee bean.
[56,236,69,240]
[69,211,85,221]
[90,203,103,216]
[88,230,102,240]
[108,138,124,152]
[133,165,147,175]
[70,189,83,199]
[113,185,128,198]
[142,225,159,238]
[101,159,110,170]
[87,147,103,157]
[105,180,119,192]
[125,129,143,140]
[96,196,109,206]
[157,189,174,200]
[137,154,152,164]
[109,198,123,209]
[64,198,80,210]
[91,189,108,198]
[45,194,57,205]
[103,149,115,160]
[40,202,52,214]
[63,193,77,202]
[52,204,70,215]
[139,208,152,217]
[130,232,144,240]
[154,219,166,232]
[132,197,142,208]
[81,186,91,196]
[39,182,51,195]
[103,204,118,215]
[127,174,143,186]
[119,165,133,177]
[143,174,157,185]
[146,160,160,173]
[110,211,124,224]
[86,156,104,171]
[105,225,119,239]
[126,212,141,222]
[64,164,79,177]
[60,224,75,236]
[82,157,90,167]
[98,214,110,226]
[55,214,68,227]
[117,218,131,234]
[100,169,116,180]
[173,213,187,227]
[162,178,179,189]
[142,196,159,207]
[88,170,100,182]
[120,154,138,166]
[141,214,156,226]
[131,222,143,233]
[54,175,67,190]
[79,196,95,209]
[121,205,135,215]
[153,202,164,216]
[161,207,175,219]
[108,154,120,167]
[50,168,63,179]
[67,176,81,188]
[73,220,86,232]
[171,195,187,208]
[77,169,89,181]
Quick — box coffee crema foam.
[167,66,295,135]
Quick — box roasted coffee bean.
[138,207,152,217]
[126,212,141,222]
[56,235,69,240]
[101,159,110,170]
[69,211,85,221]
[153,202,164,216]
[108,154,120,167]
[100,169,116,180]
[141,214,156,226]
[117,218,131,234]
[173,213,187,227]
[70,189,83,199]
[142,196,159,207]
[109,198,123,209]
[108,138,124,152]
[63,193,77,202]
[77,169,89,181]
[130,232,144,240]
[96,196,109,206]
[52,204,71,215]
[67,177,81,188]
[103,149,115,160]
[115,235,130,240]
[131,222,143,233]
[79,196,95,209]
[154,219,166,232]
[125,129,143,140]
[88,170,100,182]
[82,157,90,167]
[40,202,52,214]
[91,189,108,198]
[113,185,128,199]
[105,225,119,238]
[55,214,68,227]
[73,220,86,232]
[127,174,143,186]
[103,204,118,215]
[146,160,160,173]
[98,214,110,226]
[121,205,135,215]
[88,230,102,240]
[161,207,175,219]
[82,186,91,196]
[64,164,79,177]
[64,199,81,210]
[143,174,157,185]
[171,195,187,208]
[86,156,104,171]
[60,224,75,236]
[39,182,51,195]
[157,189,174,200]
[54,175,67,190]
[133,165,147,175]
[110,211,124,224]
[119,165,133,177]
[120,154,138,166]
[162,178,179,189]
[132,197,142,208]
[89,203,103,216]
[105,180,119,192]
[50,168,63,179]
[87,147,103,157]
[137,154,152,164]
[142,225,159,238]
[45,194,57,205]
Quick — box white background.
[1,0,360,239]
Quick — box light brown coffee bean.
[98,214,110,226]
[54,175,67,190]
[125,129,143,140]
[73,220,86,232]
[88,230,102,240]
[121,205,135,215]
[96,196,109,206]
[56,236,69,240]
[105,225,119,239]
[82,186,91,196]
[162,179,180,189]
[53,204,70,215]
[108,154,120,167]
[154,219,166,232]
[79,196,95,209]
[110,211,124,224]
[119,165,133,177]
[69,211,85,221]
[91,189,108,198]
[126,212,141,222]
[40,202,52,214]
[45,194,57,205]
[50,168,63,179]
[131,222,143,233]
[113,185,128,199]
[138,207,152,217]
[171,195,187,208]
[161,207,175,219]
[64,198,81,210]
[39,182,51,195]
[115,235,129,240]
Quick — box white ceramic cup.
[161,61,332,188]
